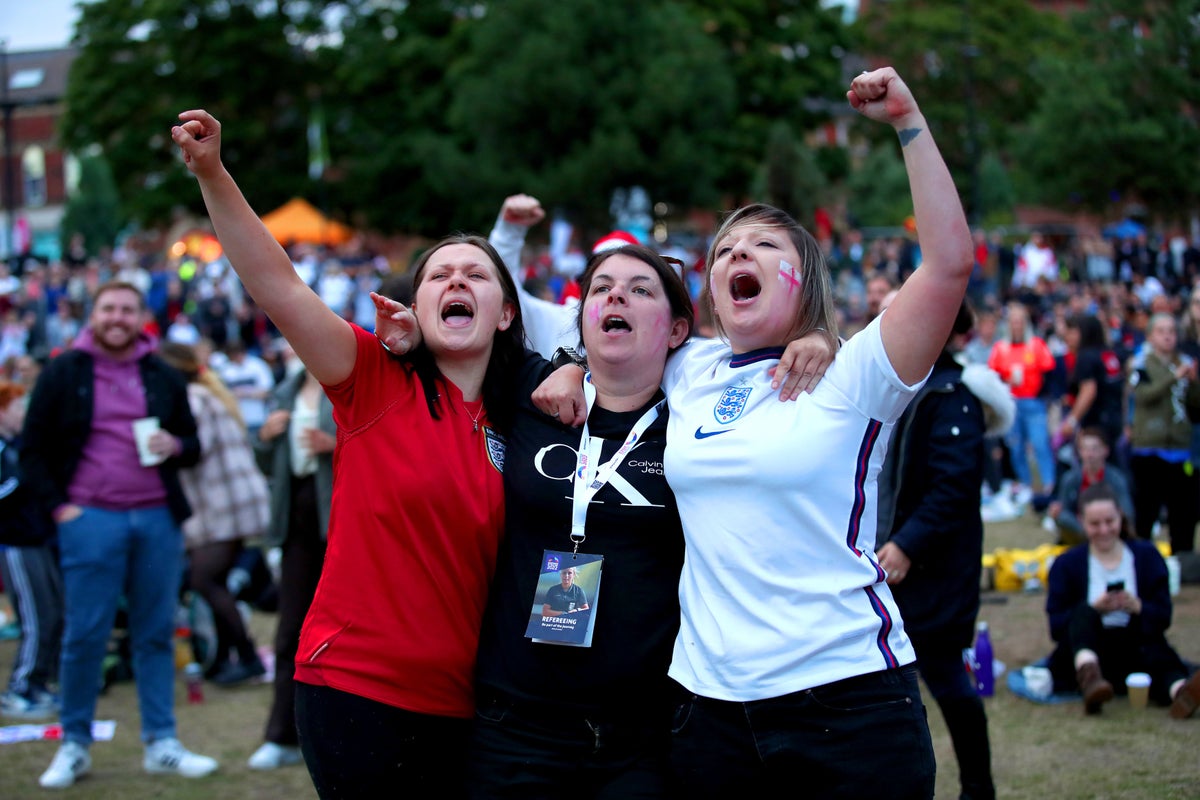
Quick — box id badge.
[525,549,603,647]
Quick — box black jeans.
[1049,604,1190,705]
[670,667,935,799]
[910,635,995,800]
[296,682,470,799]
[265,475,325,746]
[467,688,673,799]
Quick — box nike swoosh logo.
[694,426,733,439]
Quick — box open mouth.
[441,301,474,327]
[602,314,631,333]
[730,272,762,301]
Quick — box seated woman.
[1045,483,1199,717]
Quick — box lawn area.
[1,514,1197,798]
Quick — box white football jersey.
[663,316,924,700]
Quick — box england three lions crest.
[484,427,507,473]
[714,385,752,424]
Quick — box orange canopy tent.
[260,198,354,247]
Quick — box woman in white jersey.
[535,66,973,798]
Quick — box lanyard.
[569,374,663,552]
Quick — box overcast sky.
[1,0,86,53]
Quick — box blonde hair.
[702,204,838,351]
[158,341,245,428]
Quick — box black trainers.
[210,658,267,687]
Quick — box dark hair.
[378,271,415,307]
[92,280,146,309]
[1066,312,1107,350]
[701,204,838,351]
[1077,483,1132,540]
[1076,426,1109,449]
[403,234,526,433]
[574,245,694,351]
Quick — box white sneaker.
[143,737,218,778]
[1012,484,1034,507]
[1,689,57,720]
[247,741,303,770]
[39,742,91,789]
[981,493,1020,523]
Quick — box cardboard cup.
[1126,672,1151,710]
[132,417,165,467]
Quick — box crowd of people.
[0,65,1196,799]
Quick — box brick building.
[1,47,75,263]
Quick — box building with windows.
[1,47,76,263]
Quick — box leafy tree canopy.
[682,0,852,203]
[60,0,335,228]
[430,0,737,238]
[1017,0,1200,219]
[854,0,1075,220]
[59,153,125,256]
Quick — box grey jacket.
[255,369,336,545]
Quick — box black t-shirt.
[475,355,684,716]
[1070,346,1125,442]
[544,582,587,612]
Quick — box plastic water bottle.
[185,662,205,704]
[974,621,995,697]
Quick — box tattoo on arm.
[898,127,923,147]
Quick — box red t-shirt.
[987,338,1055,400]
[293,324,506,718]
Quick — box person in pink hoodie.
[21,281,219,788]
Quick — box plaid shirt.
[178,383,269,547]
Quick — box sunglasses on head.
[659,255,685,275]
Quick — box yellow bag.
[991,544,1068,592]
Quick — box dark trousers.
[669,667,935,799]
[467,689,673,799]
[910,635,995,800]
[296,682,469,800]
[265,475,326,746]
[1049,604,1190,705]
[1,542,63,695]
[188,539,257,666]
[1130,454,1198,553]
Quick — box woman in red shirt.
[988,302,1058,502]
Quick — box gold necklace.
[464,399,485,433]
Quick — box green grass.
[1,515,1197,798]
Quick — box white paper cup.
[1125,672,1151,709]
[132,417,165,467]
[1023,666,1053,698]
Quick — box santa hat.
[591,230,640,254]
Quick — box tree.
[845,141,911,228]
[854,0,1075,221]
[432,0,737,238]
[751,121,827,227]
[59,0,334,229]
[1017,1,1200,220]
[58,153,125,256]
[321,2,473,235]
[683,0,852,204]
